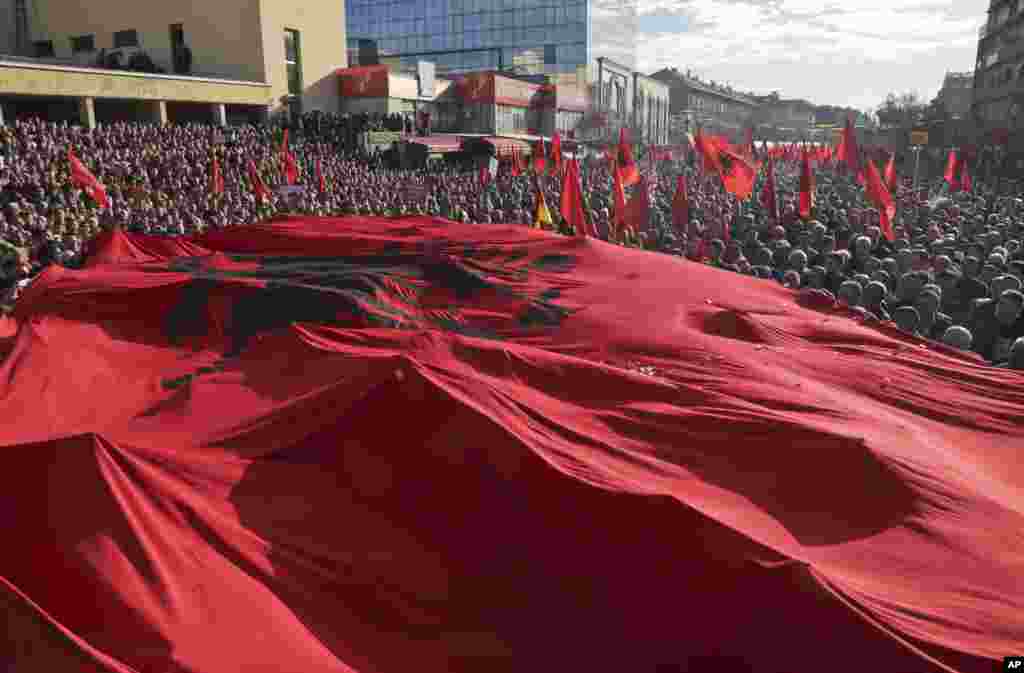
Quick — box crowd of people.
[1,113,1023,370]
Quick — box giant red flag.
[799,149,815,220]
[671,174,689,235]
[884,152,897,194]
[559,158,589,237]
[2,217,1022,673]
[864,159,897,242]
[67,147,110,209]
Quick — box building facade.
[936,71,974,120]
[0,0,346,127]
[750,92,815,141]
[972,0,1024,146]
[649,67,758,140]
[345,0,589,83]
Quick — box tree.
[876,91,927,129]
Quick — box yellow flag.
[533,189,553,229]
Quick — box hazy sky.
[609,0,988,111]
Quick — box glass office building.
[345,0,592,78]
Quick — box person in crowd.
[2,117,1024,370]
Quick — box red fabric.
[799,150,815,220]
[671,174,689,235]
[884,153,897,194]
[616,128,640,186]
[865,159,897,242]
[837,117,861,179]
[559,158,588,237]
[961,160,973,192]
[68,148,110,209]
[761,158,779,222]
[1,216,1020,673]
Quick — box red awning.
[407,135,464,154]
[481,136,533,157]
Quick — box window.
[284,28,302,97]
[70,34,95,53]
[544,44,557,65]
[114,30,139,48]
[33,40,55,58]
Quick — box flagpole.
[912,145,921,193]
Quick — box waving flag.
[864,159,896,242]
[616,127,640,186]
[559,157,589,237]
[550,132,563,175]
[884,152,897,194]
[281,129,299,185]
[68,147,110,208]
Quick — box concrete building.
[0,0,347,127]
[750,92,816,141]
[972,0,1024,145]
[936,71,974,120]
[649,67,758,140]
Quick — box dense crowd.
[1,114,1023,369]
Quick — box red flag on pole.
[884,152,897,194]
[248,160,271,203]
[211,155,225,195]
[532,139,547,175]
[551,133,563,175]
[716,146,757,201]
[617,127,639,186]
[944,151,963,191]
[559,158,589,237]
[68,147,110,209]
[864,159,896,242]
[625,174,650,234]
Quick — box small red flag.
[559,158,589,237]
[211,155,225,195]
[68,147,110,209]
[248,160,271,203]
[625,174,650,234]
[944,151,963,191]
[551,133,563,175]
[864,159,896,242]
[617,128,639,186]
[532,139,547,175]
[884,152,897,194]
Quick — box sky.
[593,0,988,112]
